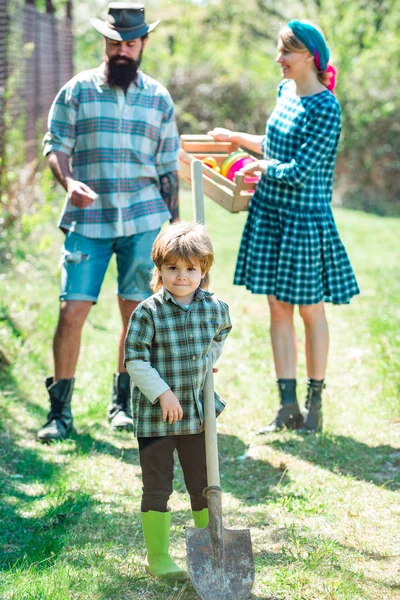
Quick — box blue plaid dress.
[234,80,359,305]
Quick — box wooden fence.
[0,0,73,207]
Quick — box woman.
[209,21,359,433]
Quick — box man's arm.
[43,83,95,208]
[48,151,96,208]
[160,171,179,223]
[48,151,74,190]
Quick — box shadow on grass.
[266,432,400,490]
[0,364,140,575]
[0,370,96,571]
[253,524,400,599]
[0,304,25,341]
[20,400,139,464]
[67,429,139,464]
[14,378,140,465]
[219,433,291,505]
[171,433,290,509]
[0,303,55,378]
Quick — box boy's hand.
[158,390,183,424]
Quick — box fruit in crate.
[220,151,260,183]
[178,135,259,213]
[226,156,259,183]
[220,151,248,177]
[201,156,221,173]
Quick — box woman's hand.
[208,127,233,142]
[240,160,269,176]
[158,389,183,424]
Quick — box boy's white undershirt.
[126,340,224,404]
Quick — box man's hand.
[158,389,183,424]
[48,152,98,208]
[67,180,98,208]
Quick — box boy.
[125,222,231,581]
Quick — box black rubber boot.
[37,377,74,442]
[298,379,325,433]
[258,379,303,434]
[108,372,133,431]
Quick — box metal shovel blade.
[186,525,254,600]
[186,488,254,600]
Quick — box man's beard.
[105,54,142,91]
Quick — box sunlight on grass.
[1,189,399,599]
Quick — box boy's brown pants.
[138,432,208,512]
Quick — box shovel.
[186,160,255,600]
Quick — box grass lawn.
[0,186,399,599]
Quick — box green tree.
[70,0,400,213]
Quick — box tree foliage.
[72,0,400,213]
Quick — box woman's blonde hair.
[151,221,214,292]
[279,24,331,88]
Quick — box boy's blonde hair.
[151,221,214,292]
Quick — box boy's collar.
[161,286,212,304]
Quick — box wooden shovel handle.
[191,160,220,488]
[204,362,220,488]
[191,159,205,224]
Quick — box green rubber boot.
[192,508,209,528]
[141,510,188,582]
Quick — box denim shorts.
[60,229,160,302]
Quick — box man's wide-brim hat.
[91,2,160,42]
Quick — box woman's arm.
[208,128,264,155]
[238,101,341,187]
[266,104,341,187]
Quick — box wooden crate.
[179,134,258,213]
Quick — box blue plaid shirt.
[43,64,180,238]
[258,79,341,210]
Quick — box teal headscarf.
[288,20,330,71]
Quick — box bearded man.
[38,3,180,442]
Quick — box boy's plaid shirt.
[43,64,180,239]
[124,287,232,438]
